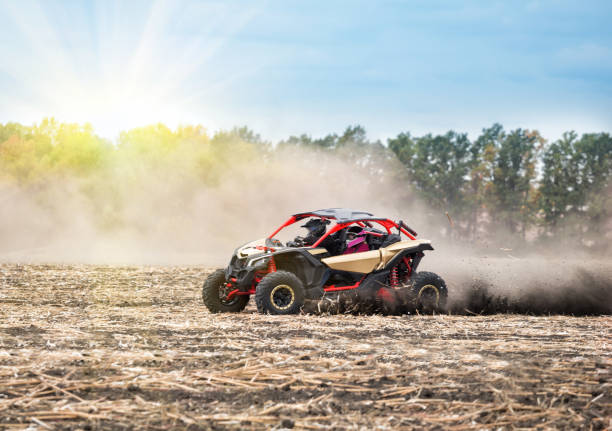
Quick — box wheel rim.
[270,284,295,310]
[219,282,239,305]
[417,284,440,308]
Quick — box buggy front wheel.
[202,269,249,313]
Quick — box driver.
[288,218,344,255]
[301,218,330,246]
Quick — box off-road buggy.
[202,208,447,314]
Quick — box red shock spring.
[390,265,399,288]
[267,256,277,273]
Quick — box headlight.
[247,255,270,267]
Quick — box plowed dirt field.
[0,264,610,430]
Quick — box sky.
[0,0,610,143]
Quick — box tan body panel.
[321,239,432,273]
[379,239,431,269]
[308,248,328,255]
[321,250,382,273]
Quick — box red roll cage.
[223,213,419,299]
[268,214,416,246]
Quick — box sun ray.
[0,0,265,138]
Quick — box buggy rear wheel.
[202,269,249,313]
[411,271,448,313]
[255,271,305,315]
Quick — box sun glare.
[0,0,261,139]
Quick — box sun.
[0,0,261,139]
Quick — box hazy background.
[0,120,609,265]
[0,1,610,312]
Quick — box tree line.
[281,124,611,250]
[1,119,610,250]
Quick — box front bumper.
[225,255,269,291]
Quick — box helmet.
[301,218,329,238]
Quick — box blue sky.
[0,0,610,142]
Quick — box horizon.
[2,117,611,146]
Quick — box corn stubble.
[0,264,610,430]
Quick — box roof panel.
[293,208,375,222]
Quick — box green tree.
[388,131,472,236]
[487,128,542,238]
[464,124,504,239]
[538,132,611,249]
[539,132,580,232]
[573,133,612,248]
[337,125,369,148]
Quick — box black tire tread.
[255,270,305,315]
[411,271,448,312]
[202,269,249,313]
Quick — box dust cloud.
[0,144,610,314]
[0,146,419,265]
